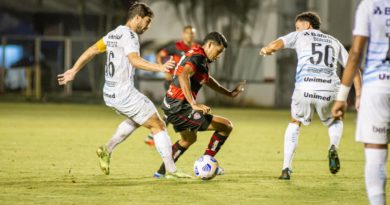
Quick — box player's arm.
[58,39,105,85]
[332,36,368,117]
[128,53,174,73]
[353,69,362,111]
[259,39,284,56]
[178,64,210,114]
[206,76,245,97]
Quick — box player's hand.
[161,56,175,73]
[331,100,348,119]
[355,95,361,112]
[230,80,246,97]
[57,69,76,85]
[259,47,273,56]
[191,103,211,115]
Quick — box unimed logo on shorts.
[303,92,331,101]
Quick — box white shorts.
[104,89,157,125]
[291,89,336,126]
[356,87,390,144]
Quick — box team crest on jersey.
[193,112,201,120]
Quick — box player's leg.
[280,119,301,179]
[280,90,311,180]
[144,78,172,147]
[97,119,139,175]
[142,113,178,174]
[364,143,388,205]
[317,95,343,174]
[155,130,197,177]
[357,89,389,204]
[204,115,233,156]
[327,117,343,174]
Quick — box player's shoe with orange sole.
[144,134,155,147]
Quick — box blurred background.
[0,0,360,107]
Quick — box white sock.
[282,123,300,170]
[365,148,388,205]
[153,130,177,173]
[328,120,343,149]
[106,119,137,153]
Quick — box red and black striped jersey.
[162,47,209,113]
[160,41,200,74]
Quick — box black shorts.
[165,104,213,133]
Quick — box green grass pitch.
[0,102,388,204]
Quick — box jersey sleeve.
[120,30,140,56]
[337,42,349,67]
[278,31,299,49]
[352,0,370,36]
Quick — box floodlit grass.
[0,102,388,204]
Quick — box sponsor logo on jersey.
[379,73,390,80]
[108,34,123,40]
[303,77,332,83]
[303,92,331,101]
[306,67,333,76]
[374,6,390,15]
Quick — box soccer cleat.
[278,168,292,180]
[165,170,192,179]
[153,172,165,179]
[216,166,225,175]
[144,134,155,147]
[96,145,111,175]
[328,145,340,174]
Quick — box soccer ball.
[193,155,219,180]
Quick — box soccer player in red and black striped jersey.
[154,32,246,178]
[157,25,200,89]
[144,25,200,146]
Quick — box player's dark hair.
[183,25,194,32]
[295,11,321,29]
[203,32,228,48]
[127,2,154,20]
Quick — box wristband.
[336,84,351,101]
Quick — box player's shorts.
[356,87,390,144]
[291,89,336,126]
[104,89,157,125]
[165,103,213,132]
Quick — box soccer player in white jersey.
[332,0,390,204]
[57,3,190,179]
[260,12,361,180]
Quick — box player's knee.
[181,137,196,146]
[222,120,233,135]
[226,120,233,132]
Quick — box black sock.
[204,131,228,157]
[157,140,187,175]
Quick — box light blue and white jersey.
[354,0,390,91]
[279,29,348,92]
[102,25,140,106]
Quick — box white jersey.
[102,25,140,105]
[354,0,390,92]
[279,29,348,92]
